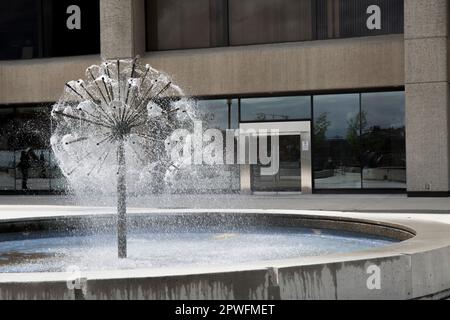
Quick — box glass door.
[251,135,301,192]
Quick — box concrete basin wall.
[0,210,449,300]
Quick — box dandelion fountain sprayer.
[51,58,196,258]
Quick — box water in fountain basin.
[0,226,395,273]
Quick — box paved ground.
[1,193,450,226]
[1,194,450,213]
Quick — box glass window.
[0,109,16,190]
[313,94,361,189]
[196,99,230,130]
[229,0,313,46]
[0,1,40,60]
[14,107,51,191]
[146,0,228,51]
[43,0,100,58]
[146,0,404,51]
[0,0,100,60]
[240,96,311,122]
[361,92,405,189]
[230,99,239,130]
[341,0,403,38]
[317,0,404,40]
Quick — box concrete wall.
[143,35,404,97]
[84,270,270,300]
[1,250,449,300]
[0,35,404,105]
[0,55,99,104]
[100,0,146,59]
[405,0,450,194]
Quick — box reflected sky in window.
[313,94,360,139]
[241,96,311,122]
[362,92,405,130]
[196,99,229,130]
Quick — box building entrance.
[240,122,312,194]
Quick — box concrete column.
[405,0,450,195]
[100,0,146,59]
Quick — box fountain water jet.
[51,58,197,258]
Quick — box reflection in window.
[252,135,301,192]
[240,96,311,122]
[146,0,228,51]
[14,107,51,190]
[361,92,405,189]
[0,92,406,193]
[196,99,229,130]
[313,94,361,189]
[0,109,16,190]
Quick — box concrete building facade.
[0,0,447,196]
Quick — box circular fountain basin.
[1,209,450,300]
[0,223,395,273]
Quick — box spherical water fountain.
[50,58,197,258]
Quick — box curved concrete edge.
[0,209,450,300]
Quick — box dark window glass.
[361,92,405,189]
[14,107,51,190]
[0,109,16,190]
[229,0,313,46]
[340,0,404,37]
[316,0,341,39]
[0,0,100,60]
[43,0,100,57]
[0,1,40,60]
[313,94,361,189]
[146,0,228,51]
[240,96,311,122]
[146,0,404,51]
[316,0,404,40]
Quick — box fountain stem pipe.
[117,140,127,259]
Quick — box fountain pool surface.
[6,210,450,300]
[0,225,395,273]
